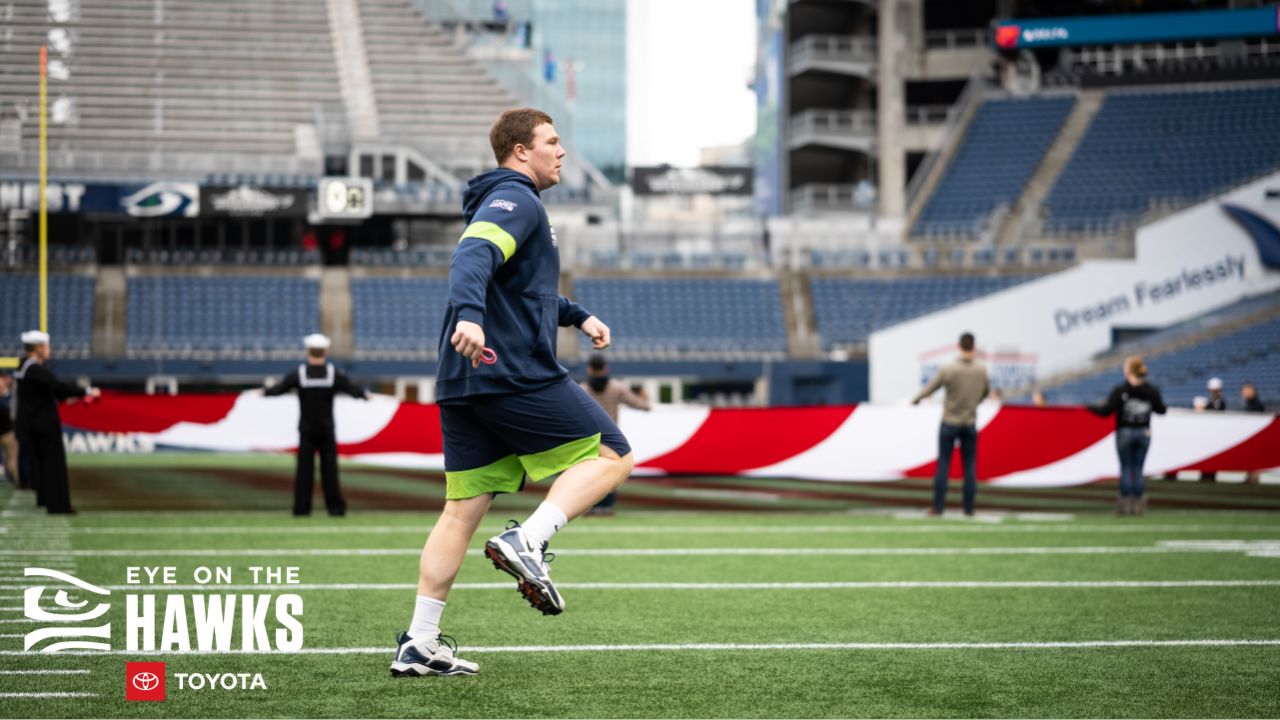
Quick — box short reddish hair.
[490,108,553,164]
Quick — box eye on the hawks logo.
[126,661,166,702]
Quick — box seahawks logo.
[121,182,200,218]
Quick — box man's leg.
[418,494,493,601]
[932,424,956,514]
[959,425,978,515]
[18,431,43,504]
[318,434,345,516]
[294,434,316,516]
[0,431,19,487]
[40,430,72,514]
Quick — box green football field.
[2,454,1279,718]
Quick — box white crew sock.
[408,595,446,640]
[521,501,569,548]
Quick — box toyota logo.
[131,672,160,691]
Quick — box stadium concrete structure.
[0,0,1278,414]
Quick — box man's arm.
[912,368,946,404]
[263,372,298,397]
[1087,386,1121,417]
[448,192,539,366]
[557,296,591,328]
[334,370,369,400]
[27,364,90,401]
[615,381,651,411]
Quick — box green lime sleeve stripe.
[460,221,517,262]
[518,433,602,482]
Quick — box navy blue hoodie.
[435,168,592,402]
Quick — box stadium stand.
[1039,292,1280,407]
[810,275,1036,350]
[1043,84,1280,234]
[572,278,787,359]
[350,277,451,359]
[1,0,340,172]
[125,248,320,267]
[912,95,1075,239]
[0,274,95,359]
[356,0,519,169]
[125,276,319,359]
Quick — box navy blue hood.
[462,168,539,224]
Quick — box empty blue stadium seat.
[350,277,450,358]
[913,96,1075,239]
[126,276,319,359]
[810,275,1037,349]
[0,274,95,358]
[572,278,787,358]
[1044,85,1280,234]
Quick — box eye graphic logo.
[120,182,200,218]
[126,662,167,702]
[23,567,112,653]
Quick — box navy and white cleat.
[390,632,479,677]
[484,521,565,615]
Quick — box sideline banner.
[59,392,1280,486]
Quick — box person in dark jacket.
[13,331,100,514]
[1088,355,1167,516]
[264,334,368,517]
[0,372,19,488]
[1242,382,1266,483]
[390,109,634,679]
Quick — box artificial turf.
[0,455,1278,718]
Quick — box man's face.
[588,365,607,377]
[1243,385,1256,400]
[34,344,50,361]
[517,123,565,191]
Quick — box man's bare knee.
[599,446,634,484]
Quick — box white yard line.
[82,579,1280,592]
[0,692,98,698]
[1,639,1277,656]
[0,669,90,675]
[55,523,1280,535]
[2,544,1278,558]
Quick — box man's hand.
[580,316,611,350]
[452,320,487,368]
[87,387,101,399]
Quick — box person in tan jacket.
[912,332,990,516]
[581,354,651,516]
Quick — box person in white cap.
[1206,377,1227,411]
[264,334,368,516]
[13,331,100,514]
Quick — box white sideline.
[5,544,1279,558]
[1,639,1277,656]
[0,669,90,675]
[53,523,1280,535]
[0,692,98,698]
[70,579,1280,592]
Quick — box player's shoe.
[389,631,479,677]
[484,521,565,615]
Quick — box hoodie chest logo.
[550,226,559,249]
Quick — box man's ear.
[512,143,528,163]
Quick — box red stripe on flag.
[338,402,444,455]
[638,405,856,475]
[59,391,238,433]
[1174,415,1280,473]
[903,406,1114,481]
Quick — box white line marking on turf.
[0,692,98,698]
[56,523,1280,535]
[2,544,1279,558]
[0,669,90,675]
[89,579,1280,592]
[2,639,1277,656]
[0,633,27,638]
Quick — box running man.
[391,109,634,678]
